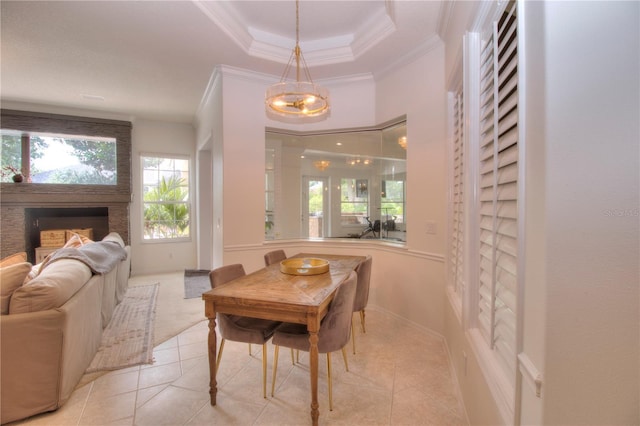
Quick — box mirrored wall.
[266,119,407,242]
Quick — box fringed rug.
[86,283,159,373]
[184,269,211,299]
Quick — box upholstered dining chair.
[209,264,281,398]
[270,271,357,411]
[264,249,287,266]
[352,255,372,354]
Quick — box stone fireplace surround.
[0,110,132,262]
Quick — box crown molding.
[193,0,399,68]
[374,34,443,81]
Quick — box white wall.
[442,1,640,425]
[373,43,449,333]
[195,50,450,338]
[525,2,639,424]
[130,119,197,275]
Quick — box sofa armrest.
[0,310,65,424]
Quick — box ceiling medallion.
[265,0,330,120]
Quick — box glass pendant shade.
[266,81,329,117]
[265,0,330,120]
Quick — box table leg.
[207,316,218,405]
[309,328,320,425]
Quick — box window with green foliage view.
[142,156,190,240]
[1,130,117,184]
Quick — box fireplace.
[24,207,109,262]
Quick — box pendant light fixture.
[265,0,330,119]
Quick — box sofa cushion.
[0,262,32,314]
[9,259,92,314]
[0,252,27,267]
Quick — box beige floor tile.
[136,384,170,408]
[147,345,181,368]
[10,293,468,426]
[138,362,182,389]
[134,386,209,426]
[79,390,137,425]
[178,340,209,361]
[88,370,140,400]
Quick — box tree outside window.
[142,156,190,240]
[1,130,117,184]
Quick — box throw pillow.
[35,234,84,277]
[78,234,94,245]
[64,233,85,249]
[0,262,32,314]
[0,252,27,267]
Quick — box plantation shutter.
[451,91,465,296]
[477,1,518,380]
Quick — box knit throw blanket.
[42,241,127,274]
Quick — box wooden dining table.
[202,253,365,425]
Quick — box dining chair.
[270,270,357,410]
[263,249,287,266]
[209,264,281,398]
[352,255,372,354]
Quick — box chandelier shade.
[266,81,329,117]
[265,0,330,119]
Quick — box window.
[448,1,521,422]
[449,90,465,302]
[1,130,117,184]
[142,155,190,240]
[265,119,407,242]
[341,178,368,225]
[381,179,405,225]
[475,0,519,386]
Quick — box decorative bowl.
[280,258,330,276]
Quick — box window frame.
[1,130,118,185]
[340,177,369,226]
[140,153,192,243]
[447,1,525,423]
[0,109,132,201]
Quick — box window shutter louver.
[451,92,465,297]
[477,1,519,382]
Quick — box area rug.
[86,283,159,373]
[184,269,211,299]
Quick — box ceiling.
[1,1,445,123]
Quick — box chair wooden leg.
[248,343,252,355]
[341,347,349,372]
[360,309,366,333]
[216,339,226,374]
[290,348,295,364]
[327,352,333,411]
[271,345,279,397]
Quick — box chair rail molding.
[517,352,543,398]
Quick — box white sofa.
[0,232,131,424]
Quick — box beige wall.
[129,119,198,275]
[443,1,640,425]
[528,2,639,424]
[194,49,451,337]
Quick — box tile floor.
[11,309,467,425]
